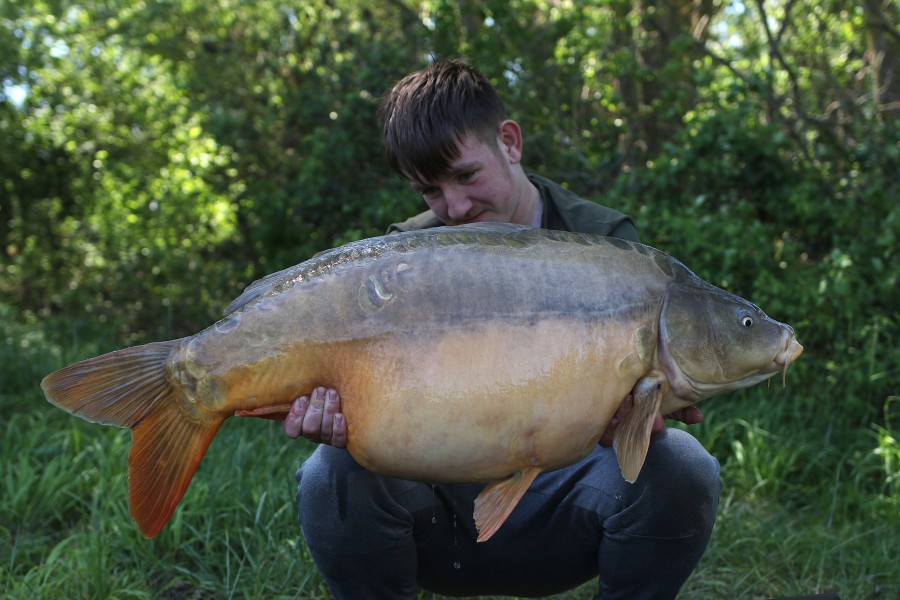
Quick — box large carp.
[42,223,802,542]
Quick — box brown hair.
[378,59,507,183]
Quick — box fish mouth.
[775,332,804,386]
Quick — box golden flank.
[42,223,802,541]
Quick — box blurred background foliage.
[5,0,897,418]
[2,0,897,419]
[1,1,898,596]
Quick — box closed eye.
[457,170,476,184]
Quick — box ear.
[497,120,524,164]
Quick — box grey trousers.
[295,428,721,599]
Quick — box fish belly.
[320,318,637,483]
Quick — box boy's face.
[408,131,535,227]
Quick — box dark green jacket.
[387,174,639,242]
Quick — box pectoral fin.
[613,376,665,483]
[473,467,541,542]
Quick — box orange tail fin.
[41,339,224,538]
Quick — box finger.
[598,426,615,448]
[331,414,348,449]
[684,406,704,424]
[318,389,340,444]
[599,394,634,448]
[283,395,309,439]
[615,395,634,419]
[665,406,704,425]
[301,387,327,440]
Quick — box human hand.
[599,394,636,448]
[598,396,704,448]
[283,386,348,448]
[663,406,704,427]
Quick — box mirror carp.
[42,223,803,541]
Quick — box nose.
[444,187,473,221]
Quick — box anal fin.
[473,467,541,542]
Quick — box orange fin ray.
[613,375,664,483]
[473,466,541,542]
[41,338,223,538]
[234,403,292,421]
[129,403,223,538]
[41,340,185,428]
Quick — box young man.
[284,60,720,599]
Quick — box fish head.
[657,281,803,404]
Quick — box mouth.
[776,334,804,386]
[458,209,492,224]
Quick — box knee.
[642,428,721,524]
[296,445,359,492]
[295,446,377,550]
[295,446,424,551]
[296,445,375,517]
[648,428,721,491]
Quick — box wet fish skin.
[41,223,802,541]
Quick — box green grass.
[0,409,326,599]
[2,314,898,599]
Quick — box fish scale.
[41,222,802,541]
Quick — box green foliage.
[0,404,327,598]
[614,78,900,432]
[2,0,899,597]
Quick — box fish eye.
[741,315,754,327]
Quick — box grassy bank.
[1,313,897,599]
